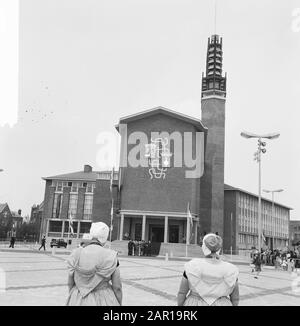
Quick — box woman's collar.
[89,239,104,246]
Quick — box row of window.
[238,234,258,245]
[52,181,96,193]
[48,220,92,234]
[238,233,288,247]
[52,193,93,220]
[238,193,289,238]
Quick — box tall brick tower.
[200,34,226,237]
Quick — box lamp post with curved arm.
[241,131,280,252]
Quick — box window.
[49,220,62,233]
[71,182,80,192]
[64,221,78,234]
[52,193,62,218]
[86,183,93,193]
[80,222,92,234]
[83,194,93,220]
[68,194,78,217]
[98,172,110,179]
[57,182,62,192]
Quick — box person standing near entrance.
[177,233,239,306]
[252,252,262,279]
[128,239,134,256]
[39,235,46,251]
[9,236,15,248]
[147,240,152,256]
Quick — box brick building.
[40,165,119,244]
[0,203,13,239]
[224,185,291,253]
[0,204,24,239]
[11,210,24,229]
[30,202,44,241]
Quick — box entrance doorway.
[150,225,164,243]
[134,223,142,241]
[169,225,179,243]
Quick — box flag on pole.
[109,167,115,243]
[110,203,114,231]
[186,202,193,244]
[110,167,115,194]
[262,232,266,244]
[69,213,74,236]
[118,167,122,191]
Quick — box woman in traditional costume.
[177,233,239,306]
[66,222,122,306]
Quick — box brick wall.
[60,187,71,219]
[223,190,238,253]
[119,113,202,215]
[41,180,55,237]
[92,179,119,240]
[76,187,85,220]
[200,97,225,237]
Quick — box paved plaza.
[0,246,300,306]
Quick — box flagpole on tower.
[67,213,74,249]
[67,213,70,249]
[214,0,218,35]
[186,202,193,257]
[109,167,115,248]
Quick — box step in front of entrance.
[110,241,204,258]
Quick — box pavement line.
[0,256,49,258]
[239,270,293,282]
[239,282,300,299]
[125,275,181,282]
[5,283,67,291]
[122,279,177,302]
[120,258,184,274]
[239,283,269,305]
[0,260,66,264]
[4,268,67,273]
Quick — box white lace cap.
[89,222,109,244]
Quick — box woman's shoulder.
[70,246,82,257]
[93,245,119,262]
[103,247,118,257]
[67,247,83,267]
[221,260,239,274]
[184,258,205,271]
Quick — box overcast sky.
[0,0,299,219]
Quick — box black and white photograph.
[0,0,300,309]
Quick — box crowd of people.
[250,247,300,275]
[127,239,152,256]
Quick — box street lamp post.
[241,131,280,252]
[263,189,284,250]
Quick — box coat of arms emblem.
[145,138,172,179]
